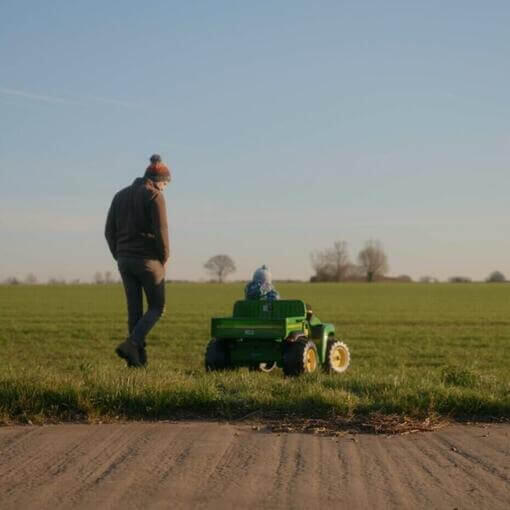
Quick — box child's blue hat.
[253,265,272,284]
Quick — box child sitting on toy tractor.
[245,265,316,322]
[244,265,280,301]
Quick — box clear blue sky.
[1,1,509,282]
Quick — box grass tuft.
[441,365,480,387]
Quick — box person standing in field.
[105,154,171,368]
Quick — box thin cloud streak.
[0,87,140,109]
[0,87,77,105]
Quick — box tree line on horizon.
[200,241,391,283]
[200,242,507,285]
[1,251,507,285]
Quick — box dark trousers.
[118,257,166,347]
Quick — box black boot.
[115,339,142,368]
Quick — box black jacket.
[105,178,170,264]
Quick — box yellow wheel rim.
[331,345,349,371]
[305,347,317,372]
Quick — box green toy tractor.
[204,300,350,376]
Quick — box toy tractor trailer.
[205,300,350,376]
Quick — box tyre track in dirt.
[0,422,508,510]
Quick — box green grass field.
[1,282,509,426]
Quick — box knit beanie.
[253,265,272,284]
[144,154,171,182]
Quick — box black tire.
[283,338,318,376]
[324,338,350,374]
[205,338,231,371]
[249,362,277,373]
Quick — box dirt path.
[0,422,509,510]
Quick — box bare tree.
[486,271,505,283]
[25,273,38,284]
[311,241,351,282]
[204,254,236,283]
[4,276,20,285]
[357,240,389,282]
[94,271,105,284]
[104,271,114,284]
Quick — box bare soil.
[0,422,509,509]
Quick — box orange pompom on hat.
[144,154,171,182]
